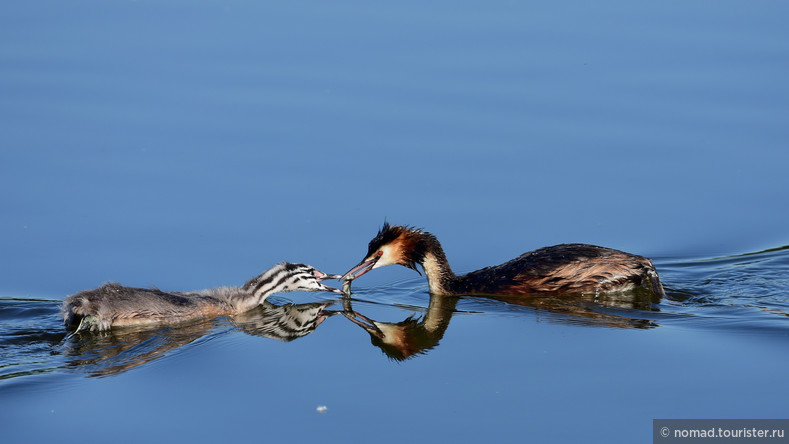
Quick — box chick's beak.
[314,271,345,294]
[316,272,344,281]
[341,256,379,281]
[321,284,345,295]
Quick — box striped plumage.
[342,223,665,297]
[234,300,334,342]
[62,262,343,332]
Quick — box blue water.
[2,1,788,442]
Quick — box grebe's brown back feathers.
[455,244,664,296]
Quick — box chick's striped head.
[244,263,344,296]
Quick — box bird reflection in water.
[484,287,661,329]
[62,299,337,377]
[337,294,458,361]
[338,283,660,361]
[233,300,334,340]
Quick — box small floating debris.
[316,405,328,414]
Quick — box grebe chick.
[63,262,343,332]
[342,223,665,297]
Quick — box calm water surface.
[1,1,788,443]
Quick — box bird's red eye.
[376,250,383,257]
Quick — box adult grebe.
[63,262,343,332]
[341,223,665,297]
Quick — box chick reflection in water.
[64,299,339,377]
